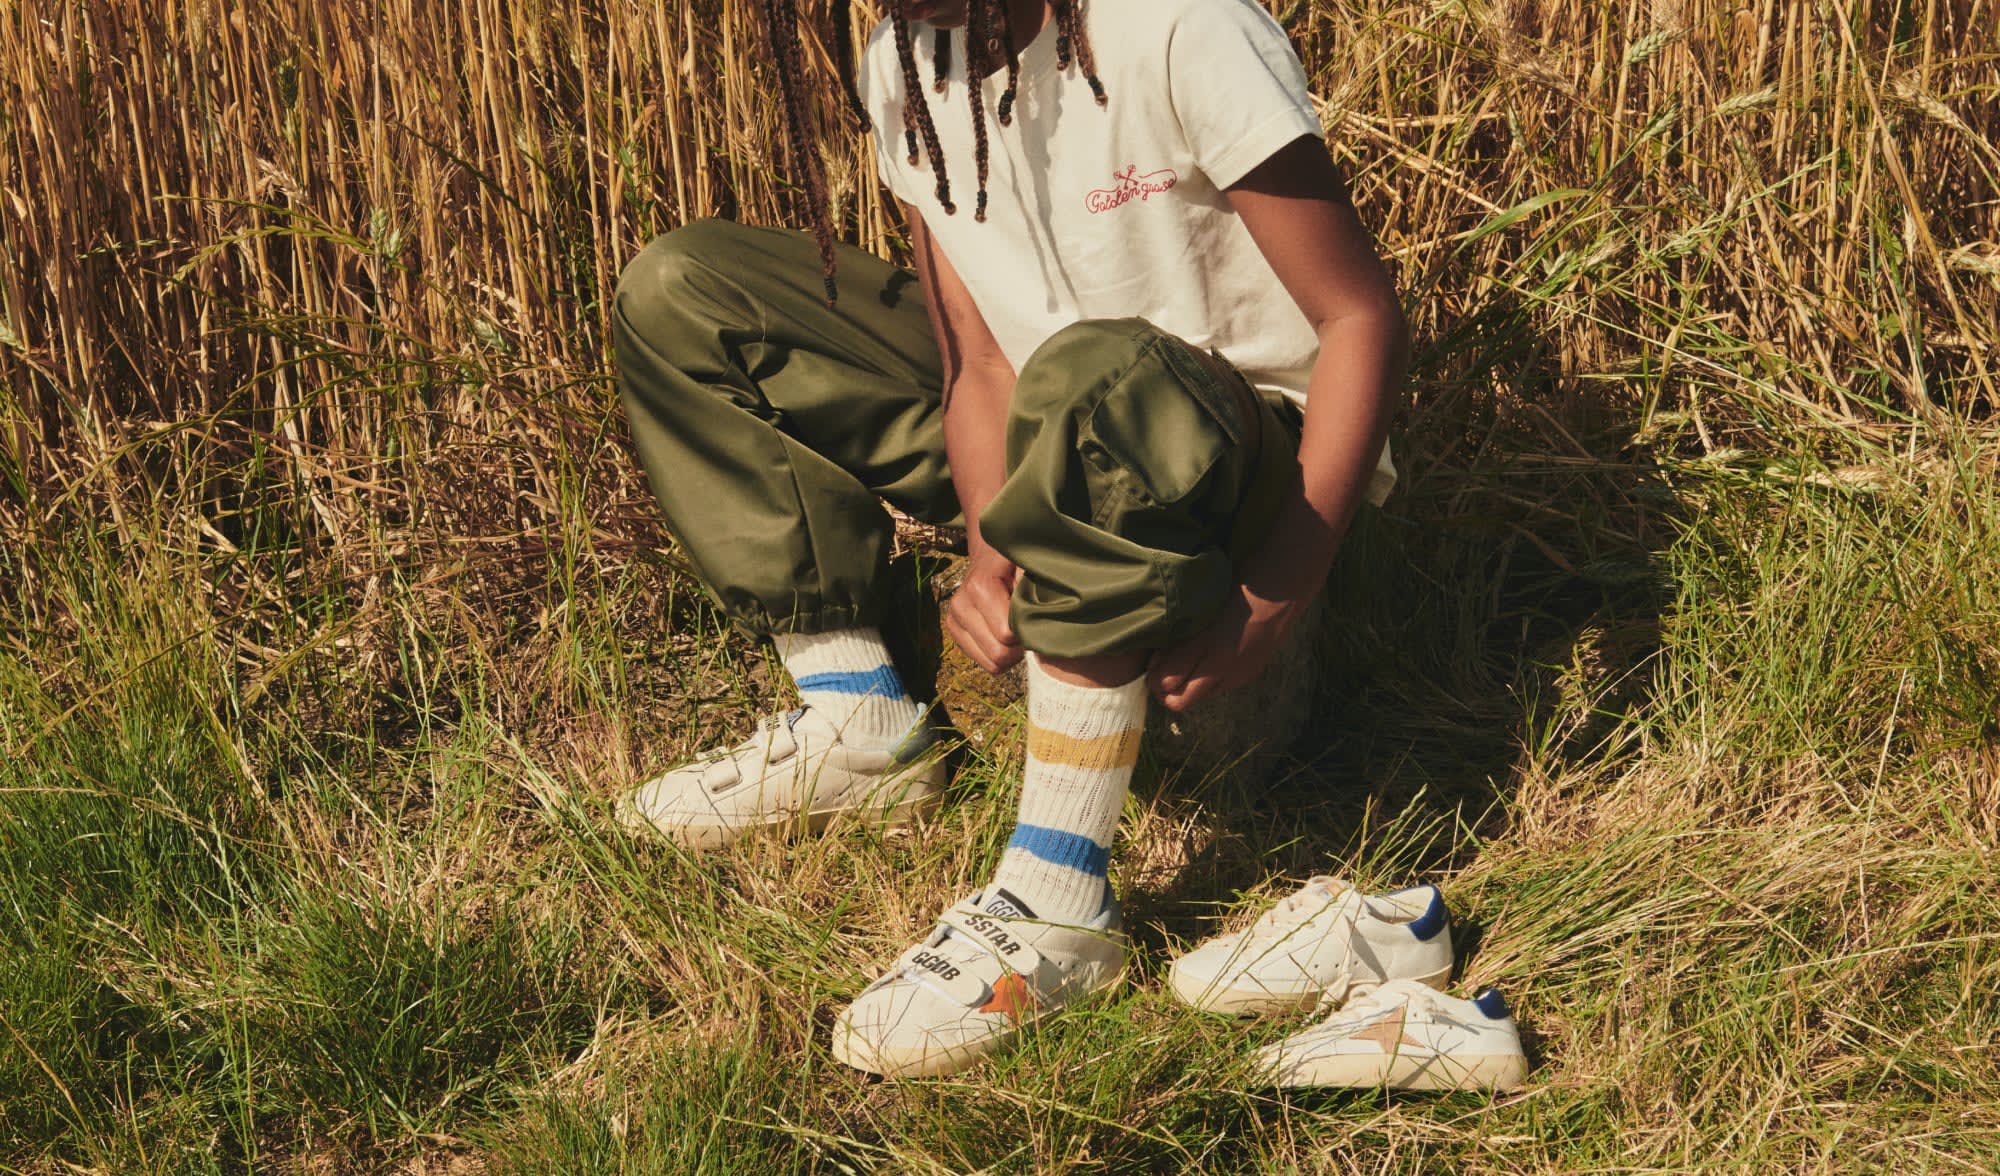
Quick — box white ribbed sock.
[771,628,916,745]
[987,655,1148,925]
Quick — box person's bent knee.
[614,218,749,338]
[1012,317,1165,416]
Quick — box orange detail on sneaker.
[830,889,1126,1078]
[979,973,1035,1018]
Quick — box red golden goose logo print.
[1085,165,1179,214]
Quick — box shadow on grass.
[1121,292,1682,954]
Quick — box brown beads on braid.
[1051,0,1107,105]
[1067,2,1108,105]
[965,0,993,221]
[891,11,922,164]
[932,26,951,92]
[752,2,1116,304]
[763,0,840,304]
[890,10,956,214]
[992,0,1022,125]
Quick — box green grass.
[4,0,1997,1168]
[3,418,1995,1173]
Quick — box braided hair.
[891,9,956,213]
[766,1,1107,304]
[762,0,840,305]
[1051,0,1107,106]
[992,0,1023,125]
[964,0,993,221]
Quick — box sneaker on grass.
[1168,878,1454,1016]
[615,703,950,850]
[831,887,1127,1078]
[1255,978,1526,1091]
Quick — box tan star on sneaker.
[1168,878,1454,1016]
[1255,978,1528,1091]
[615,704,950,850]
[830,887,1126,1078]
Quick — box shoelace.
[1214,880,1361,1001]
[1323,984,1439,1025]
[1237,876,1352,947]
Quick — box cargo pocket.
[1077,335,1246,512]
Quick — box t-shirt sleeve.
[1165,0,1324,189]
[857,21,919,205]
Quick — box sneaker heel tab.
[890,726,929,761]
[904,704,956,748]
[1094,881,1123,932]
[1472,987,1511,1020]
[1406,887,1449,942]
[891,707,953,761]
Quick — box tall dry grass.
[4,0,1995,813]
[5,1,1996,566]
[4,4,1999,1170]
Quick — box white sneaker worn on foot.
[1168,878,1453,1016]
[615,703,949,850]
[1254,978,1527,1091]
[831,887,1126,1078]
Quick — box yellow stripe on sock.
[1025,724,1142,773]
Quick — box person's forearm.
[942,361,1018,560]
[1239,306,1406,599]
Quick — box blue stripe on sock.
[1006,823,1110,877]
[795,667,905,699]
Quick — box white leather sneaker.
[830,886,1127,1078]
[1255,978,1527,1091]
[615,704,950,850]
[1167,878,1454,1016]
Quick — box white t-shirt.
[858,0,1394,504]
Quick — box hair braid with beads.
[992,0,1023,125]
[786,1,1108,303]
[1056,0,1107,104]
[763,0,839,305]
[964,1,994,221]
[890,11,921,165]
[891,10,956,214]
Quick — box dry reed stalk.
[0,0,1994,635]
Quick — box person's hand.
[945,548,1024,674]
[1147,581,1308,712]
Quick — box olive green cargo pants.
[612,217,1301,658]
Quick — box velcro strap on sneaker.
[700,757,739,791]
[891,942,990,1006]
[937,905,1046,976]
[765,725,798,762]
[701,723,797,792]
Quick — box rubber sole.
[1168,963,1454,1017]
[1268,1049,1527,1092]
[828,1016,1031,1079]
[616,754,948,851]
[830,965,1126,1079]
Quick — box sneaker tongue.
[981,887,1038,921]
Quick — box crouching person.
[611,0,1429,1081]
